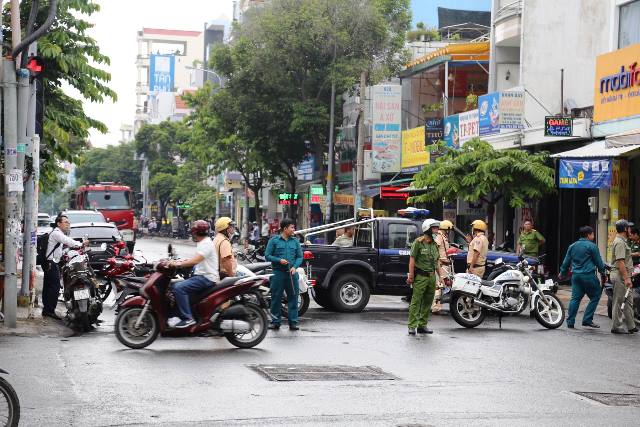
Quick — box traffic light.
[26,55,44,81]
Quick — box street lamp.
[185,66,224,88]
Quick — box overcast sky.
[85,0,234,147]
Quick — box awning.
[605,129,640,148]
[550,140,640,159]
[401,41,490,77]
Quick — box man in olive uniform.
[431,220,454,313]
[407,219,446,335]
[517,220,545,258]
[610,219,638,334]
[467,220,489,278]
[628,225,640,265]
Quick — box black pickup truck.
[302,217,537,313]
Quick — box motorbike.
[60,247,103,331]
[449,257,565,329]
[0,368,19,427]
[604,263,640,322]
[114,261,270,349]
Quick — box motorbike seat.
[189,277,245,305]
[481,280,495,287]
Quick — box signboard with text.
[371,85,402,173]
[499,91,524,129]
[558,159,611,189]
[544,117,573,137]
[401,126,429,168]
[593,43,640,123]
[149,54,175,93]
[478,92,500,136]
[425,118,443,145]
[443,114,460,148]
[458,109,479,145]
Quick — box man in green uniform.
[559,226,606,329]
[627,225,640,265]
[517,220,545,258]
[265,218,303,331]
[610,219,638,334]
[406,219,446,335]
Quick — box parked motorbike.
[0,368,19,427]
[114,261,270,349]
[604,263,640,322]
[60,247,103,331]
[449,258,565,329]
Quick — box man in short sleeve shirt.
[610,219,637,334]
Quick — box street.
[1,237,640,426]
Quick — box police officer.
[432,220,453,313]
[627,225,640,265]
[265,218,303,331]
[559,226,606,329]
[610,219,638,334]
[517,220,545,258]
[406,219,446,335]
[467,220,489,278]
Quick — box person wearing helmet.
[168,220,219,328]
[214,217,238,279]
[610,219,638,334]
[432,220,454,313]
[467,219,489,277]
[406,218,446,335]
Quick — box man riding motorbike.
[168,220,219,328]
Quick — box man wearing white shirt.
[42,214,87,319]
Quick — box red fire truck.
[72,183,139,251]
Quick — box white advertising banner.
[371,85,402,173]
[499,91,525,129]
[364,150,381,180]
[458,109,479,145]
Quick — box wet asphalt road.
[2,237,640,426]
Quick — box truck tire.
[312,288,334,310]
[330,274,370,313]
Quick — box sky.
[84,0,490,147]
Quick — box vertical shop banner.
[499,91,524,129]
[149,54,175,93]
[478,92,500,136]
[401,126,429,169]
[558,159,612,189]
[297,154,314,181]
[607,159,630,259]
[443,114,460,149]
[458,109,479,145]
[425,118,443,145]
[364,150,381,180]
[594,43,640,123]
[371,85,402,173]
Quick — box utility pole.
[355,71,366,212]
[325,63,336,224]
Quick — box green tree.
[4,0,117,187]
[411,139,555,235]
[75,142,142,190]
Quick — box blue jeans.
[567,273,602,326]
[172,275,214,321]
[270,270,299,326]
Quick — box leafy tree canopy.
[75,142,141,190]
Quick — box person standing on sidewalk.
[627,225,640,265]
[517,220,545,258]
[406,219,446,335]
[42,214,88,320]
[265,218,303,331]
[559,226,606,329]
[610,219,638,334]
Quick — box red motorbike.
[114,262,270,349]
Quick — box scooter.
[114,261,270,349]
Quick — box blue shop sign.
[558,158,612,189]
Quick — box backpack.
[36,232,60,266]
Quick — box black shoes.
[268,324,281,330]
[582,322,600,329]
[611,329,629,334]
[408,327,416,335]
[289,325,300,331]
[42,311,62,320]
[629,328,638,333]
[416,327,433,334]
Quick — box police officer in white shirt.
[42,214,88,319]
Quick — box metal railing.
[494,0,522,23]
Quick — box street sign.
[544,116,573,137]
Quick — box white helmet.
[422,218,441,234]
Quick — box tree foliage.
[411,139,555,233]
[75,142,141,190]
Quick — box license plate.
[90,246,103,252]
[74,289,90,300]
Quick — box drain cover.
[249,364,397,381]
[574,392,640,406]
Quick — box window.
[65,212,106,224]
[387,223,418,249]
[619,0,640,48]
[354,223,374,247]
[84,191,131,210]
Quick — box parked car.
[300,217,539,313]
[62,209,106,225]
[37,213,52,236]
[69,222,125,271]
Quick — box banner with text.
[479,92,500,136]
[401,126,429,169]
[499,91,524,129]
[458,109,479,145]
[443,114,460,149]
[425,118,443,145]
[558,158,612,189]
[372,85,402,173]
[149,54,175,93]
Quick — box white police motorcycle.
[449,258,565,329]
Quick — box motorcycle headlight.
[523,276,530,283]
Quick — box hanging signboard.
[149,54,175,93]
[401,126,429,169]
[458,109,479,145]
[371,85,402,173]
[425,118,443,145]
[593,43,640,123]
[499,91,524,129]
[278,193,299,205]
[380,186,409,200]
[544,117,573,137]
[478,92,500,136]
[443,114,460,149]
[558,159,612,189]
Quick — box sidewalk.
[555,285,608,317]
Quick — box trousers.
[566,272,601,326]
[172,275,214,321]
[407,274,436,328]
[611,272,636,332]
[42,261,61,313]
[270,270,299,326]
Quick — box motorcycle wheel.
[282,291,311,317]
[450,294,486,328]
[115,307,159,349]
[533,292,565,329]
[0,376,20,427]
[225,303,268,349]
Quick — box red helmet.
[190,220,210,236]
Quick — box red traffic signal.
[26,55,44,76]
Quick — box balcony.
[494,0,522,47]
